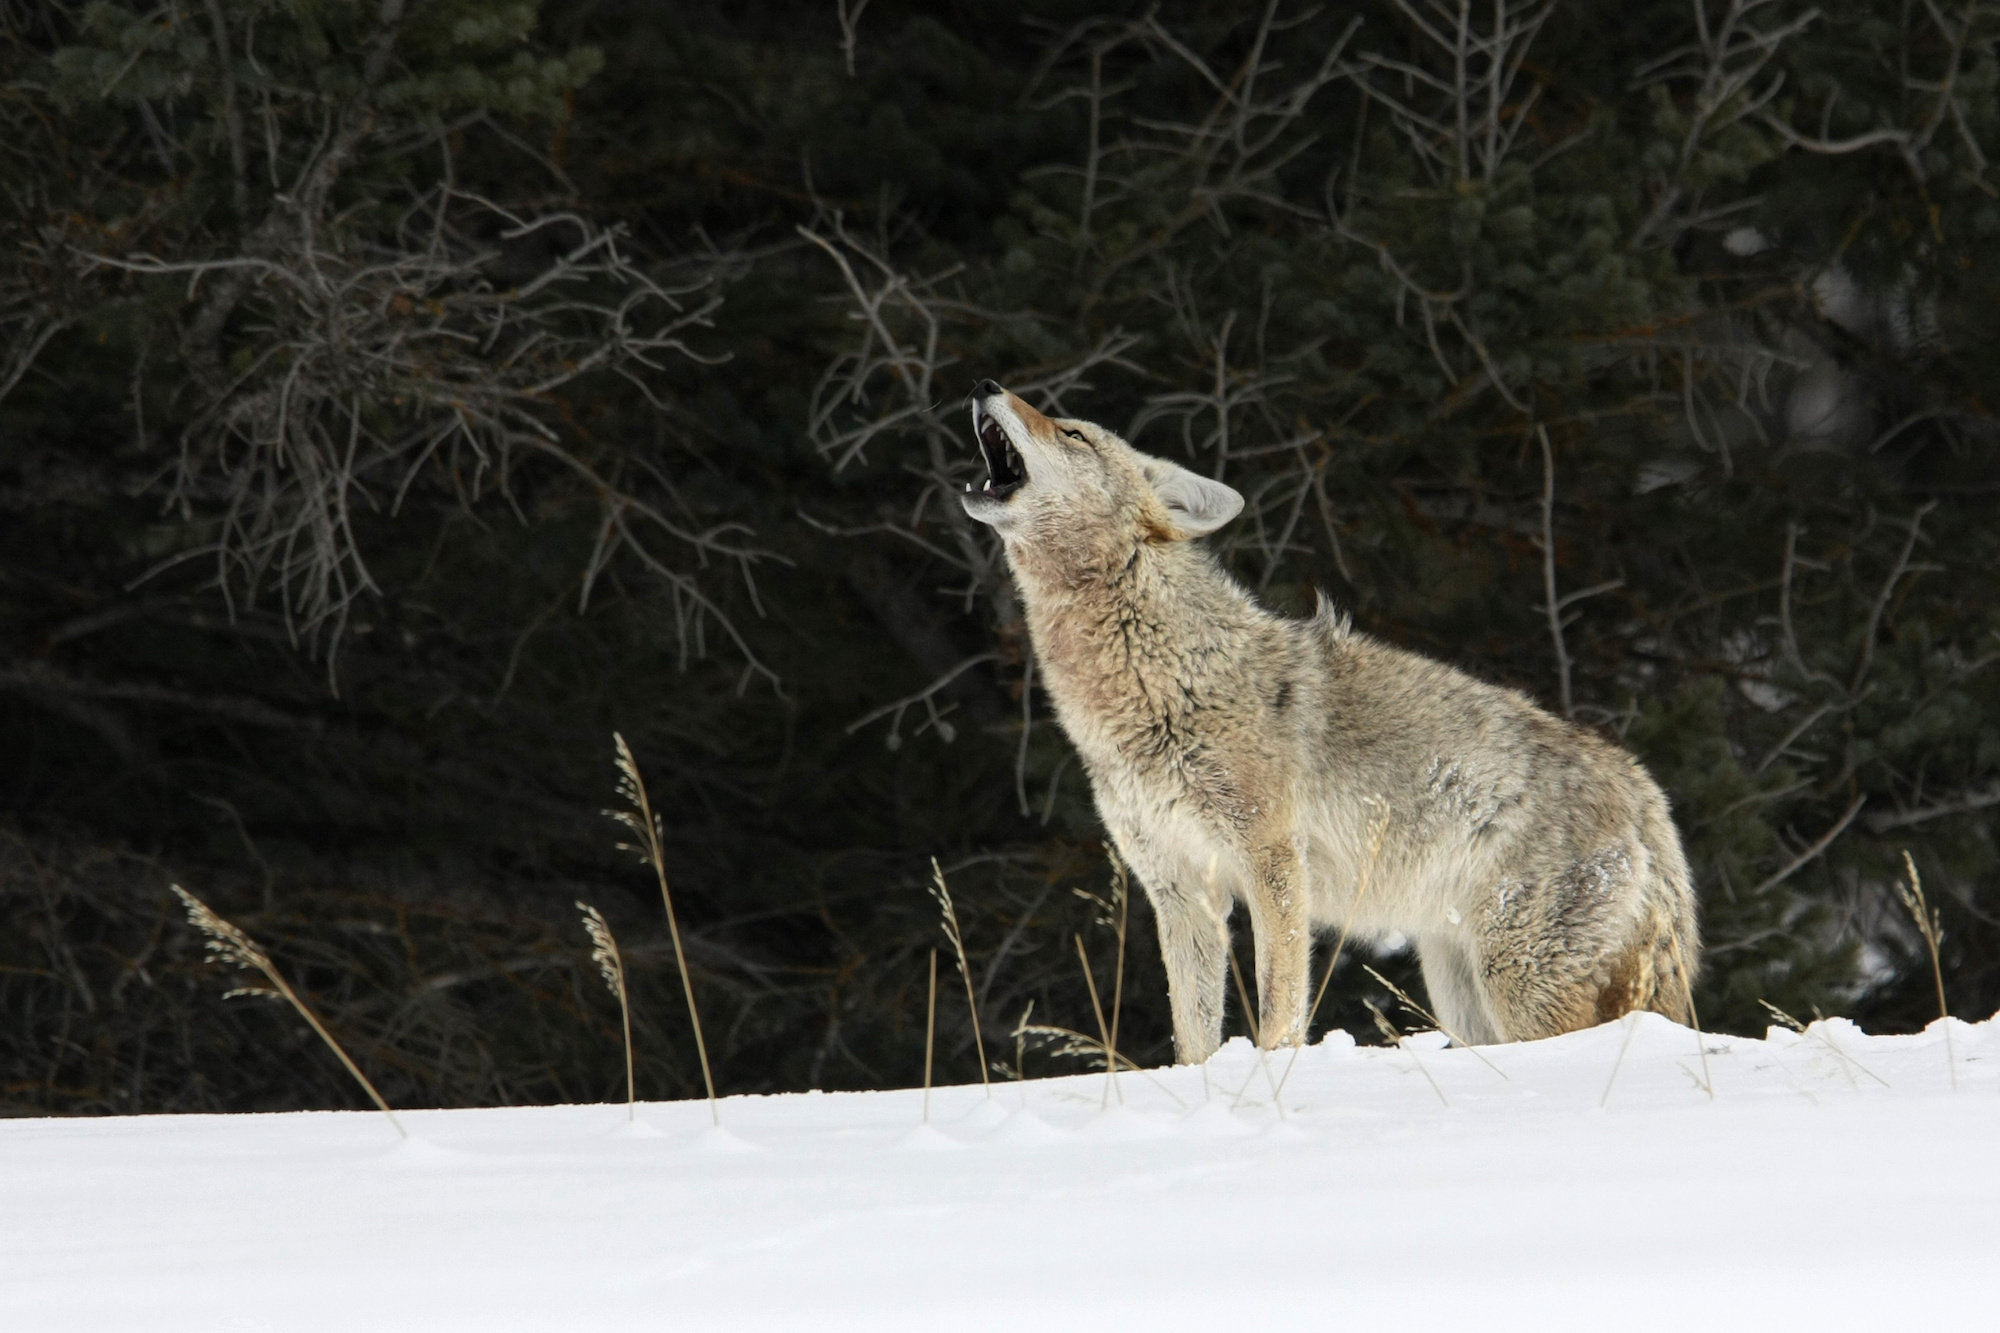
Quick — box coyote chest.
[1030,592,1270,844]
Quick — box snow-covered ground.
[4,1012,1994,1331]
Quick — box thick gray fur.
[962,385,1699,1061]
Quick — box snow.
[5,1013,1995,1331]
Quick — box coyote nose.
[973,378,1004,400]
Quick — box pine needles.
[609,731,719,1125]
[169,884,404,1138]
[578,901,635,1120]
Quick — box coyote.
[962,380,1698,1061]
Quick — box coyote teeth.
[968,396,1027,498]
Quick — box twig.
[1538,425,1573,718]
[1850,504,1938,695]
[1749,793,1868,896]
[1866,780,2000,833]
[609,732,719,1125]
[835,0,872,77]
[1015,650,1035,816]
[846,653,998,749]
[169,885,404,1137]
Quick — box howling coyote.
[962,380,1698,1061]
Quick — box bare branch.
[1749,792,1868,897]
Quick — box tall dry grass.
[923,947,938,1123]
[1893,850,1955,1089]
[928,859,990,1095]
[170,884,404,1137]
[609,732,719,1125]
[578,901,636,1119]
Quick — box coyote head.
[960,380,1243,548]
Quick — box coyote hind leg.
[1416,935,1504,1046]
[1476,846,1675,1041]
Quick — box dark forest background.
[3,0,1997,1116]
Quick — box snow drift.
[3,1012,1993,1331]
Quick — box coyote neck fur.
[1008,528,1288,832]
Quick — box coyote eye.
[1060,427,1086,442]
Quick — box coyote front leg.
[1142,873,1232,1064]
[1246,834,1311,1047]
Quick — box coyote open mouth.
[971,401,1027,499]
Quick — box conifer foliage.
[2,1,1996,1114]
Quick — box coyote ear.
[1146,460,1243,538]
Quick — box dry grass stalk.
[609,731,719,1125]
[1893,850,1956,1090]
[1012,1000,1033,1084]
[1073,844,1133,1102]
[1366,997,1447,1108]
[1226,940,1262,1048]
[1759,999,1891,1089]
[1197,851,1287,1113]
[1011,1013,1188,1108]
[927,858,990,1095]
[923,947,938,1123]
[1103,847,1130,1085]
[1190,853,1277,1108]
[1305,799,1393,1031]
[1666,927,1713,1100]
[1221,941,1291,1113]
[578,901,635,1121]
[1073,933,1124,1106]
[1599,1011,1641,1108]
[169,884,404,1138]
[1362,964,1508,1080]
